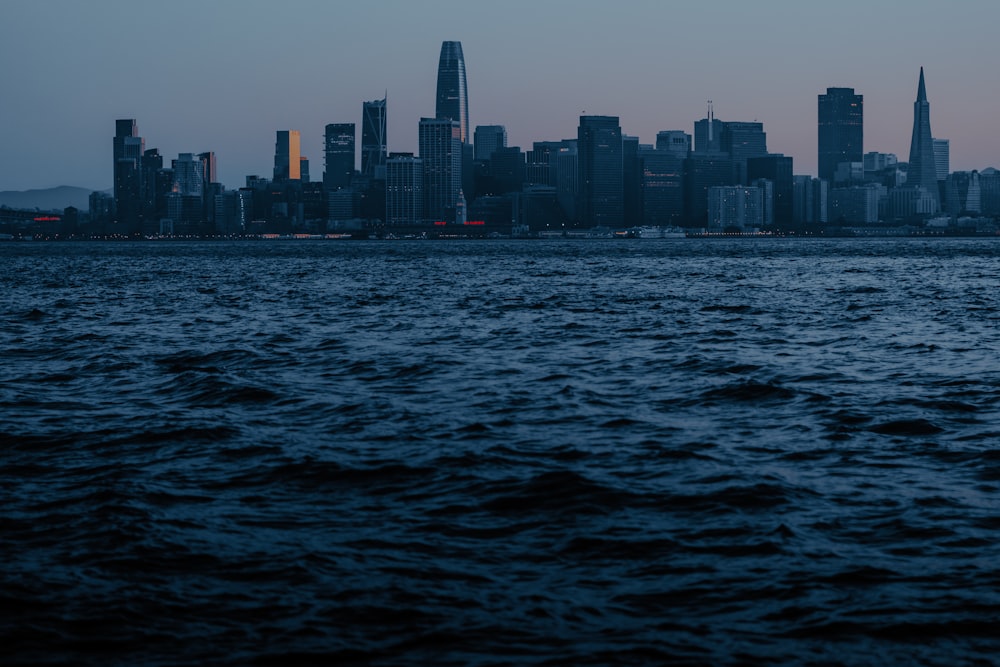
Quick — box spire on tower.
[917,66,927,102]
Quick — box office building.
[708,185,763,231]
[474,125,507,161]
[747,154,793,226]
[656,131,691,158]
[113,119,144,231]
[639,146,684,227]
[172,153,204,197]
[323,123,355,190]
[684,152,736,226]
[907,68,939,212]
[694,102,723,152]
[490,146,525,194]
[721,122,768,183]
[362,97,387,179]
[818,87,863,182]
[577,115,623,227]
[436,41,469,144]
[274,130,301,182]
[933,138,949,181]
[386,152,424,225]
[419,117,462,221]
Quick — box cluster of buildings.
[79,44,1000,238]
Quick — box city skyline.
[2,0,999,191]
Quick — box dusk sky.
[3,0,998,191]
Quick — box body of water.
[2,238,999,665]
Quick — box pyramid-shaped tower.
[907,67,939,212]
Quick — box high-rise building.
[818,87,863,182]
[721,122,767,184]
[684,152,736,226]
[362,97,387,179]
[623,135,642,226]
[386,152,424,226]
[933,138,950,181]
[419,117,462,222]
[173,153,204,197]
[474,125,506,161]
[577,115,623,228]
[747,154,793,226]
[793,175,828,224]
[198,152,217,186]
[694,102,723,152]
[323,123,355,190]
[708,185,763,231]
[490,146,525,194]
[274,130,301,182]
[656,131,691,158]
[906,67,939,212]
[639,146,684,227]
[436,41,469,144]
[113,119,144,232]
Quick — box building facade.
[386,153,424,226]
[474,125,507,161]
[273,130,301,182]
[323,123,355,190]
[907,68,939,212]
[708,185,763,231]
[818,87,863,182]
[361,98,387,179]
[435,41,469,144]
[577,115,623,228]
[746,154,793,227]
[419,117,462,222]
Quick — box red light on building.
[464,220,485,225]
[33,216,61,222]
[433,221,448,226]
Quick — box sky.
[2,0,999,191]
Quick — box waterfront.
[2,238,999,665]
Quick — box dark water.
[2,239,999,666]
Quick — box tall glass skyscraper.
[113,119,144,232]
[323,123,355,190]
[435,41,469,144]
[273,130,301,182]
[577,115,623,228]
[361,97,387,179]
[907,68,939,212]
[818,87,863,182]
[419,117,462,222]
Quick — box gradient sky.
[2,0,998,191]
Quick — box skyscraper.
[323,123,355,190]
[274,130,301,182]
[933,138,950,181]
[721,121,767,184]
[747,154,793,226]
[818,87,863,182]
[577,115,623,228]
[694,103,723,153]
[656,131,691,158]
[113,119,144,231]
[362,97,387,179]
[435,41,469,144]
[386,153,424,226]
[907,67,939,212]
[474,125,506,161]
[419,117,462,222]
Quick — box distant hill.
[0,186,104,212]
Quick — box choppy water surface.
[2,238,999,666]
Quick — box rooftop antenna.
[707,100,714,144]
